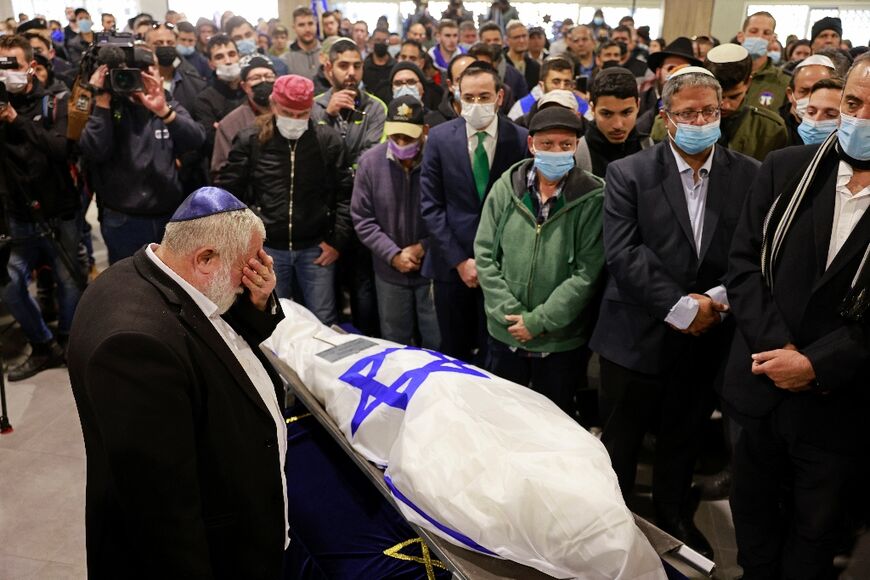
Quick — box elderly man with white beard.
[67,187,289,580]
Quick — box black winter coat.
[216,119,353,252]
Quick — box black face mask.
[251,81,274,107]
[373,42,388,57]
[155,46,177,67]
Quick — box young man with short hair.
[193,35,246,159]
[176,20,211,78]
[269,25,290,58]
[702,43,787,161]
[284,7,320,79]
[576,67,652,177]
[420,63,528,363]
[363,26,395,102]
[738,11,790,112]
[224,15,288,75]
[509,56,589,122]
[429,19,463,74]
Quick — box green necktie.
[472,131,490,201]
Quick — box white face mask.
[794,96,809,119]
[276,116,308,140]
[216,62,241,82]
[1,70,29,93]
[461,102,496,130]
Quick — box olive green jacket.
[650,105,788,162]
[474,160,605,353]
[745,58,790,112]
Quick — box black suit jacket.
[722,145,870,452]
[68,249,286,580]
[420,115,528,282]
[589,142,760,374]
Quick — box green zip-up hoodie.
[475,159,606,353]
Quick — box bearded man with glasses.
[590,66,761,560]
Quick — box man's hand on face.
[242,249,276,311]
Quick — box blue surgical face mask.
[236,38,257,56]
[838,113,870,161]
[767,50,781,65]
[533,150,575,181]
[393,84,421,100]
[593,17,603,26]
[741,36,768,58]
[176,44,196,57]
[797,117,839,145]
[77,18,93,34]
[668,116,721,155]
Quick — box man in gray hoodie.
[351,95,439,349]
[283,7,320,80]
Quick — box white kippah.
[667,65,715,79]
[706,43,749,63]
[795,54,836,70]
[538,89,577,110]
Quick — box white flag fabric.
[264,300,666,579]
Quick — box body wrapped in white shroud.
[264,301,666,579]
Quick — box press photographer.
[78,42,205,264]
[0,34,84,381]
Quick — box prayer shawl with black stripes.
[760,131,870,322]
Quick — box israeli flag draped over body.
[265,301,666,580]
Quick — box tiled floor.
[0,209,744,579]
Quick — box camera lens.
[110,68,142,94]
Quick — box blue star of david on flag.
[338,346,489,435]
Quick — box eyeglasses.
[247,73,277,84]
[392,78,421,88]
[151,21,175,30]
[666,107,721,123]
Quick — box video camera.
[79,32,150,95]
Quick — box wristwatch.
[159,105,174,121]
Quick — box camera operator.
[79,46,205,264]
[0,35,83,381]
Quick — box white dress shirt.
[466,113,498,168]
[664,145,729,330]
[826,161,870,268]
[146,244,289,548]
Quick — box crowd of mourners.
[1,2,869,576]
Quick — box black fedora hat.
[646,37,702,71]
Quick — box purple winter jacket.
[351,142,431,287]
